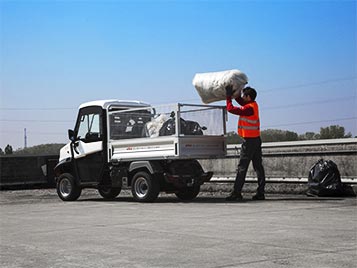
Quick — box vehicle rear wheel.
[175,185,200,201]
[98,186,121,200]
[131,171,160,202]
[56,173,81,201]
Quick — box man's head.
[242,87,257,101]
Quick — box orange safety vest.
[238,102,260,138]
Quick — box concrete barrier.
[1,138,356,192]
[199,138,357,194]
[0,155,58,188]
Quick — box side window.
[77,113,101,142]
[109,110,152,140]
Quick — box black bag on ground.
[307,159,356,197]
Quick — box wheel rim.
[134,177,149,198]
[100,186,111,195]
[59,178,72,198]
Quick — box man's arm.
[225,85,253,116]
[232,87,246,106]
[235,95,246,106]
[226,97,253,116]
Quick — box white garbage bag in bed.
[192,69,248,104]
[145,114,168,137]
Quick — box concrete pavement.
[1,189,356,268]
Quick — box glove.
[225,85,233,97]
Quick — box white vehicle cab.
[55,100,227,202]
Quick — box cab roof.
[79,99,150,109]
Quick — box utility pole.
[24,128,27,148]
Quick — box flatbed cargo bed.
[110,135,226,161]
[107,103,227,162]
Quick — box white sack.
[145,114,168,137]
[192,69,248,104]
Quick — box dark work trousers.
[233,137,266,194]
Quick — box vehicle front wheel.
[56,173,82,201]
[131,171,160,202]
[175,186,200,201]
[98,186,121,200]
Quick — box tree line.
[0,143,65,156]
[0,125,354,155]
[227,125,353,144]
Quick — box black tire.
[175,186,200,201]
[131,171,160,202]
[56,173,82,201]
[98,186,121,200]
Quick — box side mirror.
[68,129,76,142]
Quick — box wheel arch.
[54,158,75,182]
[128,161,163,185]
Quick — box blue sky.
[0,0,356,150]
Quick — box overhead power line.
[1,96,355,123]
[261,76,357,94]
[0,107,76,111]
[1,77,355,110]
[261,96,356,110]
[0,130,65,134]
[262,117,357,128]
[0,119,72,123]
[1,117,355,135]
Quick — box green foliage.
[226,125,352,144]
[319,125,352,139]
[1,125,353,150]
[4,144,13,154]
[13,143,65,155]
[226,131,243,144]
[260,129,298,143]
[299,132,321,140]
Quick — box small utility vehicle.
[54,100,226,202]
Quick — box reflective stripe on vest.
[239,117,260,124]
[238,125,260,130]
[238,102,260,138]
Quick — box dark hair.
[243,87,257,101]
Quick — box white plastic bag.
[145,114,168,137]
[192,69,248,104]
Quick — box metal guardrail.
[226,137,357,153]
[210,176,357,184]
[257,138,357,148]
[224,150,357,158]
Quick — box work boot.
[225,192,243,201]
[252,193,265,200]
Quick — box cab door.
[72,106,105,184]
